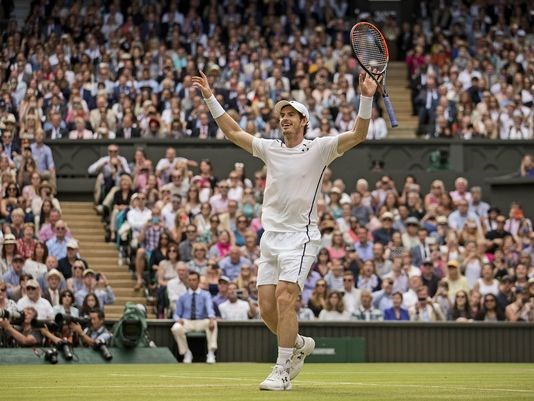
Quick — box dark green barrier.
[0,347,176,364]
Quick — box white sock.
[294,334,304,349]
[276,347,294,368]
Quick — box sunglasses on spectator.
[0,287,6,292]
[316,283,326,287]
[343,278,353,282]
[168,249,178,253]
[73,265,84,270]
[56,226,66,230]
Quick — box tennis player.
[192,70,378,390]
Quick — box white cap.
[274,100,310,123]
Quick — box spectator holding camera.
[74,269,115,309]
[219,282,257,320]
[0,280,17,316]
[409,286,445,322]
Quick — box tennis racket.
[350,21,398,128]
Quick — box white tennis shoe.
[289,336,315,380]
[259,365,292,391]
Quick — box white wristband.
[204,95,225,119]
[358,95,373,120]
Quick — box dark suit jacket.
[116,127,141,138]
[190,123,218,138]
[45,127,69,140]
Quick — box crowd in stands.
[404,1,533,139]
[1,0,534,349]
[91,140,534,322]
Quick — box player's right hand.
[192,71,213,99]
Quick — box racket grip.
[383,95,398,128]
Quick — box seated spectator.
[296,294,316,321]
[324,259,344,291]
[307,279,328,318]
[42,268,65,307]
[0,233,17,275]
[218,245,251,281]
[475,293,505,322]
[30,130,56,193]
[519,154,534,177]
[357,260,381,292]
[408,286,444,321]
[16,278,54,320]
[166,262,189,318]
[45,220,71,260]
[66,260,86,295]
[170,271,217,364]
[187,242,210,275]
[57,238,80,280]
[53,289,79,318]
[372,212,398,246]
[2,253,25,299]
[0,280,17,315]
[318,291,350,321]
[352,290,383,321]
[341,272,361,315]
[372,278,395,313]
[366,107,388,140]
[383,292,410,321]
[219,282,257,320]
[74,269,115,309]
[447,290,474,322]
[443,260,470,303]
[80,293,101,317]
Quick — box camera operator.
[16,279,54,320]
[0,306,62,347]
[70,309,111,348]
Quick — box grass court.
[4,363,534,400]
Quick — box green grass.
[3,363,534,401]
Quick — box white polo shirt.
[252,136,342,233]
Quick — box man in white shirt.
[123,193,152,245]
[341,272,361,315]
[167,262,189,316]
[192,69,378,390]
[219,283,257,320]
[16,279,54,320]
[366,107,388,140]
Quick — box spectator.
[324,259,344,292]
[218,246,252,282]
[373,278,395,313]
[2,253,25,299]
[80,293,101,317]
[318,291,350,321]
[447,290,474,322]
[519,154,534,177]
[53,289,79,318]
[42,268,64,307]
[383,292,410,321]
[170,271,217,364]
[30,130,56,192]
[219,283,257,320]
[45,218,72,260]
[15,278,54,320]
[366,107,388,140]
[74,269,115,309]
[352,290,383,321]
[307,279,328,318]
[409,286,444,321]
[475,293,505,322]
[295,294,316,321]
[57,238,80,280]
[342,272,362,315]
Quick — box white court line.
[110,373,534,394]
[5,383,251,390]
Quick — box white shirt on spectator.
[16,296,54,320]
[367,117,388,140]
[219,299,250,320]
[167,277,187,314]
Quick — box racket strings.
[351,27,388,73]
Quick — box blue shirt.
[46,236,70,260]
[354,241,374,262]
[30,143,55,172]
[383,307,410,321]
[2,268,20,298]
[219,256,252,281]
[174,289,215,320]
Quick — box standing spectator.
[30,130,56,192]
[170,271,217,364]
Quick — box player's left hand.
[192,71,213,99]
[359,71,381,97]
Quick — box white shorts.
[257,231,321,291]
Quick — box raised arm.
[336,72,379,154]
[192,71,254,154]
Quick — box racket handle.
[383,95,398,128]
